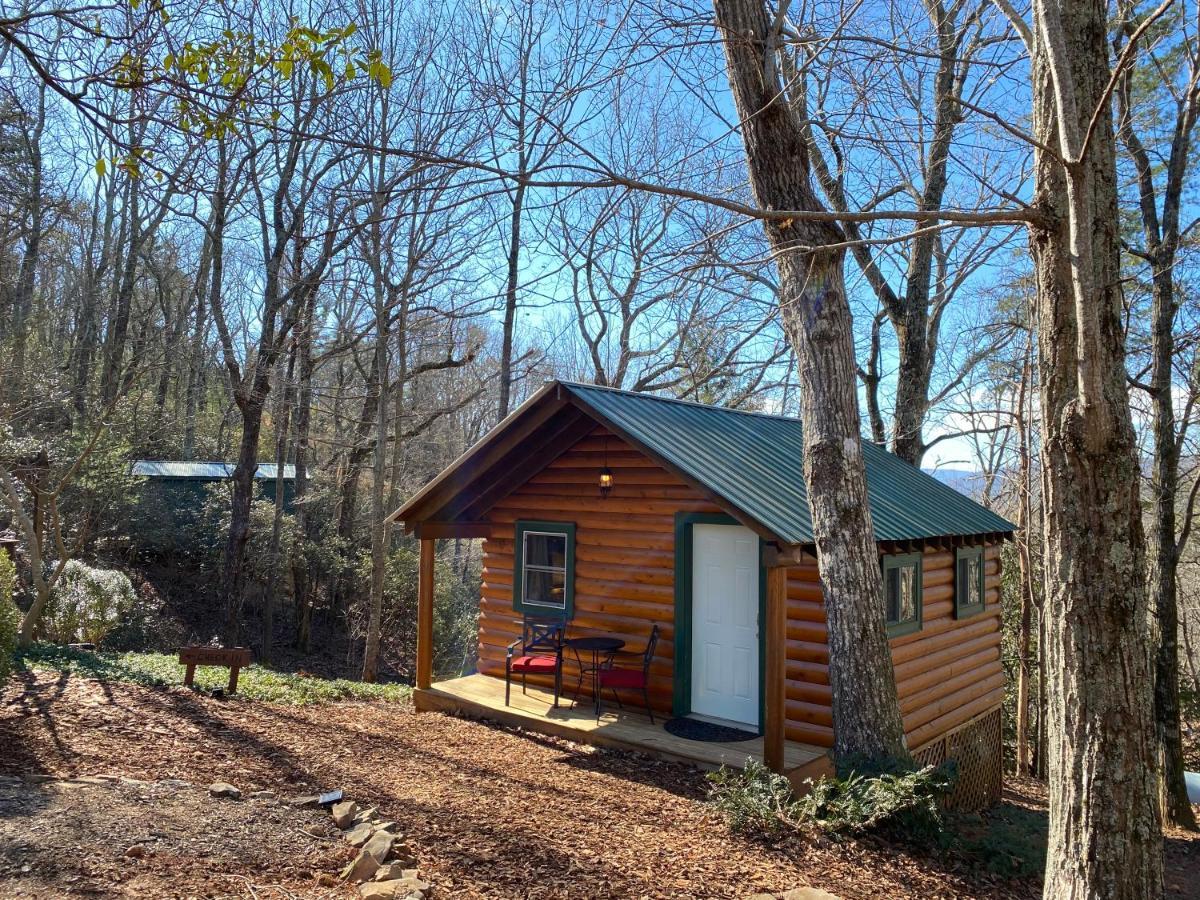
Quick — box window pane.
[886,567,900,622]
[899,567,916,622]
[524,568,566,607]
[525,533,566,569]
[968,556,982,606]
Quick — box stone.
[374,864,419,882]
[250,790,276,801]
[73,776,117,786]
[124,845,147,860]
[316,873,339,888]
[21,774,55,784]
[386,844,418,867]
[344,822,375,847]
[331,800,359,829]
[304,824,325,837]
[359,879,429,900]
[291,794,322,808]
[780,889,840,900]
[208,782,242,800]
[362,830,395,863]
[745,895,775,900]
[353,806,379,823]
[341,849,382,883]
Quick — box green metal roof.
[561,382,1014,545]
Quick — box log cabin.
[391,381,1014,810]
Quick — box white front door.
[691,523,760,729]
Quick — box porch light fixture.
[599,437,614,498]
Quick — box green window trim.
[882,552,923,638]
[955,546,986,619]
[513,520,576,618]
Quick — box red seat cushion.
[510,655,559,672]
[597,667,646,689]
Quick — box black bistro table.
[565,635,625,716]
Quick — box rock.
[745,894,775,900]
[124,845,147,860]
[303,824,325,837]
[331,800,359,828]
[291,794,321,808]
[374,864,419,882]
[73,776,117,786]
[353,806,379,823]
[780,889,840,900]
[362,830,395,863]
[360,879,429,900]
[208,782,242,800]
[316,873,339,887]
[344,822,375,847]
[387,843,418,867]
[358,883,399,899]
[250,790,276,801]
[21,774,56,784]
[341,849,382,883]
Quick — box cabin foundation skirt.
[912,705,1003,811]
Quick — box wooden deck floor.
[414,673,830,780]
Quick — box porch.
[413,673,832,787]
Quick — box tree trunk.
[1147,261,1197,829]
[1030,0,1163,892]
[498,180,526,421]
[1014,325,1035,776]
[222,393,265,645]
[262,343,296,663]
[292,297,316,652]
[362,321,389,683]
[713,0,908,763]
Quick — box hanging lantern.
[599,436,614,498]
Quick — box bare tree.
[1115,0,1200,830]
[712,0,909,762]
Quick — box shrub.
[0,553,18,686]
[707,758,796,834]
[795,759,955,839]
[707,756,954,841]
[44,560,138,645]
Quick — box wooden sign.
[178,646,252,694]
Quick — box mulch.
[1,669,1196,899]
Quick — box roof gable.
[393,381,1015,545]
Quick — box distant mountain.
[924,468,988,496]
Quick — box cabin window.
[882,552,922,637]
[513,520,575,617]
[955,546,986,618]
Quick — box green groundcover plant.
[707,756,954,840]
[19,643,411,705]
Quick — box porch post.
[417,537,434,690]
[764,564,787,773]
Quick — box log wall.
[475,425,1004,751]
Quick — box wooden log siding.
[474,426,1004,752]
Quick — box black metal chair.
[596,624,660,723]
[505,616,567,707]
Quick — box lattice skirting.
[912,705,1003,812]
